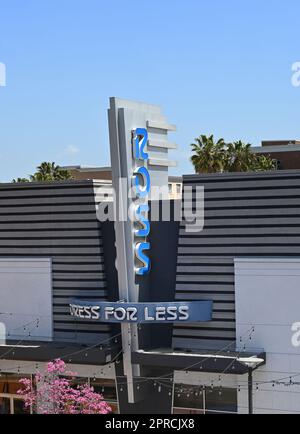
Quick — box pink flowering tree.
[17,359,111,414]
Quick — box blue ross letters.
[132,128,151,275]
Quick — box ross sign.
[70,301,213,323]
[94,98,211,403]
[132,128,151,275]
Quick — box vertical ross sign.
[132,128,151,276]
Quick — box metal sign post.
[107,98,177,403]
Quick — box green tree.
[191,135,277,174]
[12,162,73,183]
[252,154,277,171]
[191,135,226,173]
[12,178,30,183]
[225,141,255,172]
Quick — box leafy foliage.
[191,135,277,174]
[12,162,73,183]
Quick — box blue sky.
[0,0,300,181]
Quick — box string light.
[3,322,300,400]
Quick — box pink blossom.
[18,358,112,414]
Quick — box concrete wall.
[0,258,52,341]
[235,258,300,414]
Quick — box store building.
[60,166,183,199]
[0,98,300,414]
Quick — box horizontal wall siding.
[0,180,112,344]
[173,170,300,350]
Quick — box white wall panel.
[0,258,52,341]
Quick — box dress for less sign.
[70,301,213,323]
[69,117,213,329]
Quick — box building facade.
[0,170,300,413]
[252,140,300,170]
[1,99,300,414]
[61,166,183,199]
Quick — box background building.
[61,166,183,199]
[252,140,300,169]
[61,165,112,181]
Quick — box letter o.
[114,307,127,321]
[133,166,150,198]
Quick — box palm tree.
[12,162,73,183]
[252,154,277,171]
[225,141,254,172]
[12,178,30,183]
[191,136,277,174]
[30,162,72,181]
[191,135,226,174]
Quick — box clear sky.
[0,0,300,181]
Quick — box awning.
[0,340,121,366]
[132,348,266,375]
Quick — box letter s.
[134,204,150,237]
[135,242,151,275]
[91,306,100,320]
[178,306,189,321]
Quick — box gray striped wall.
[173,170,300,350]
[0,180,112,344]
